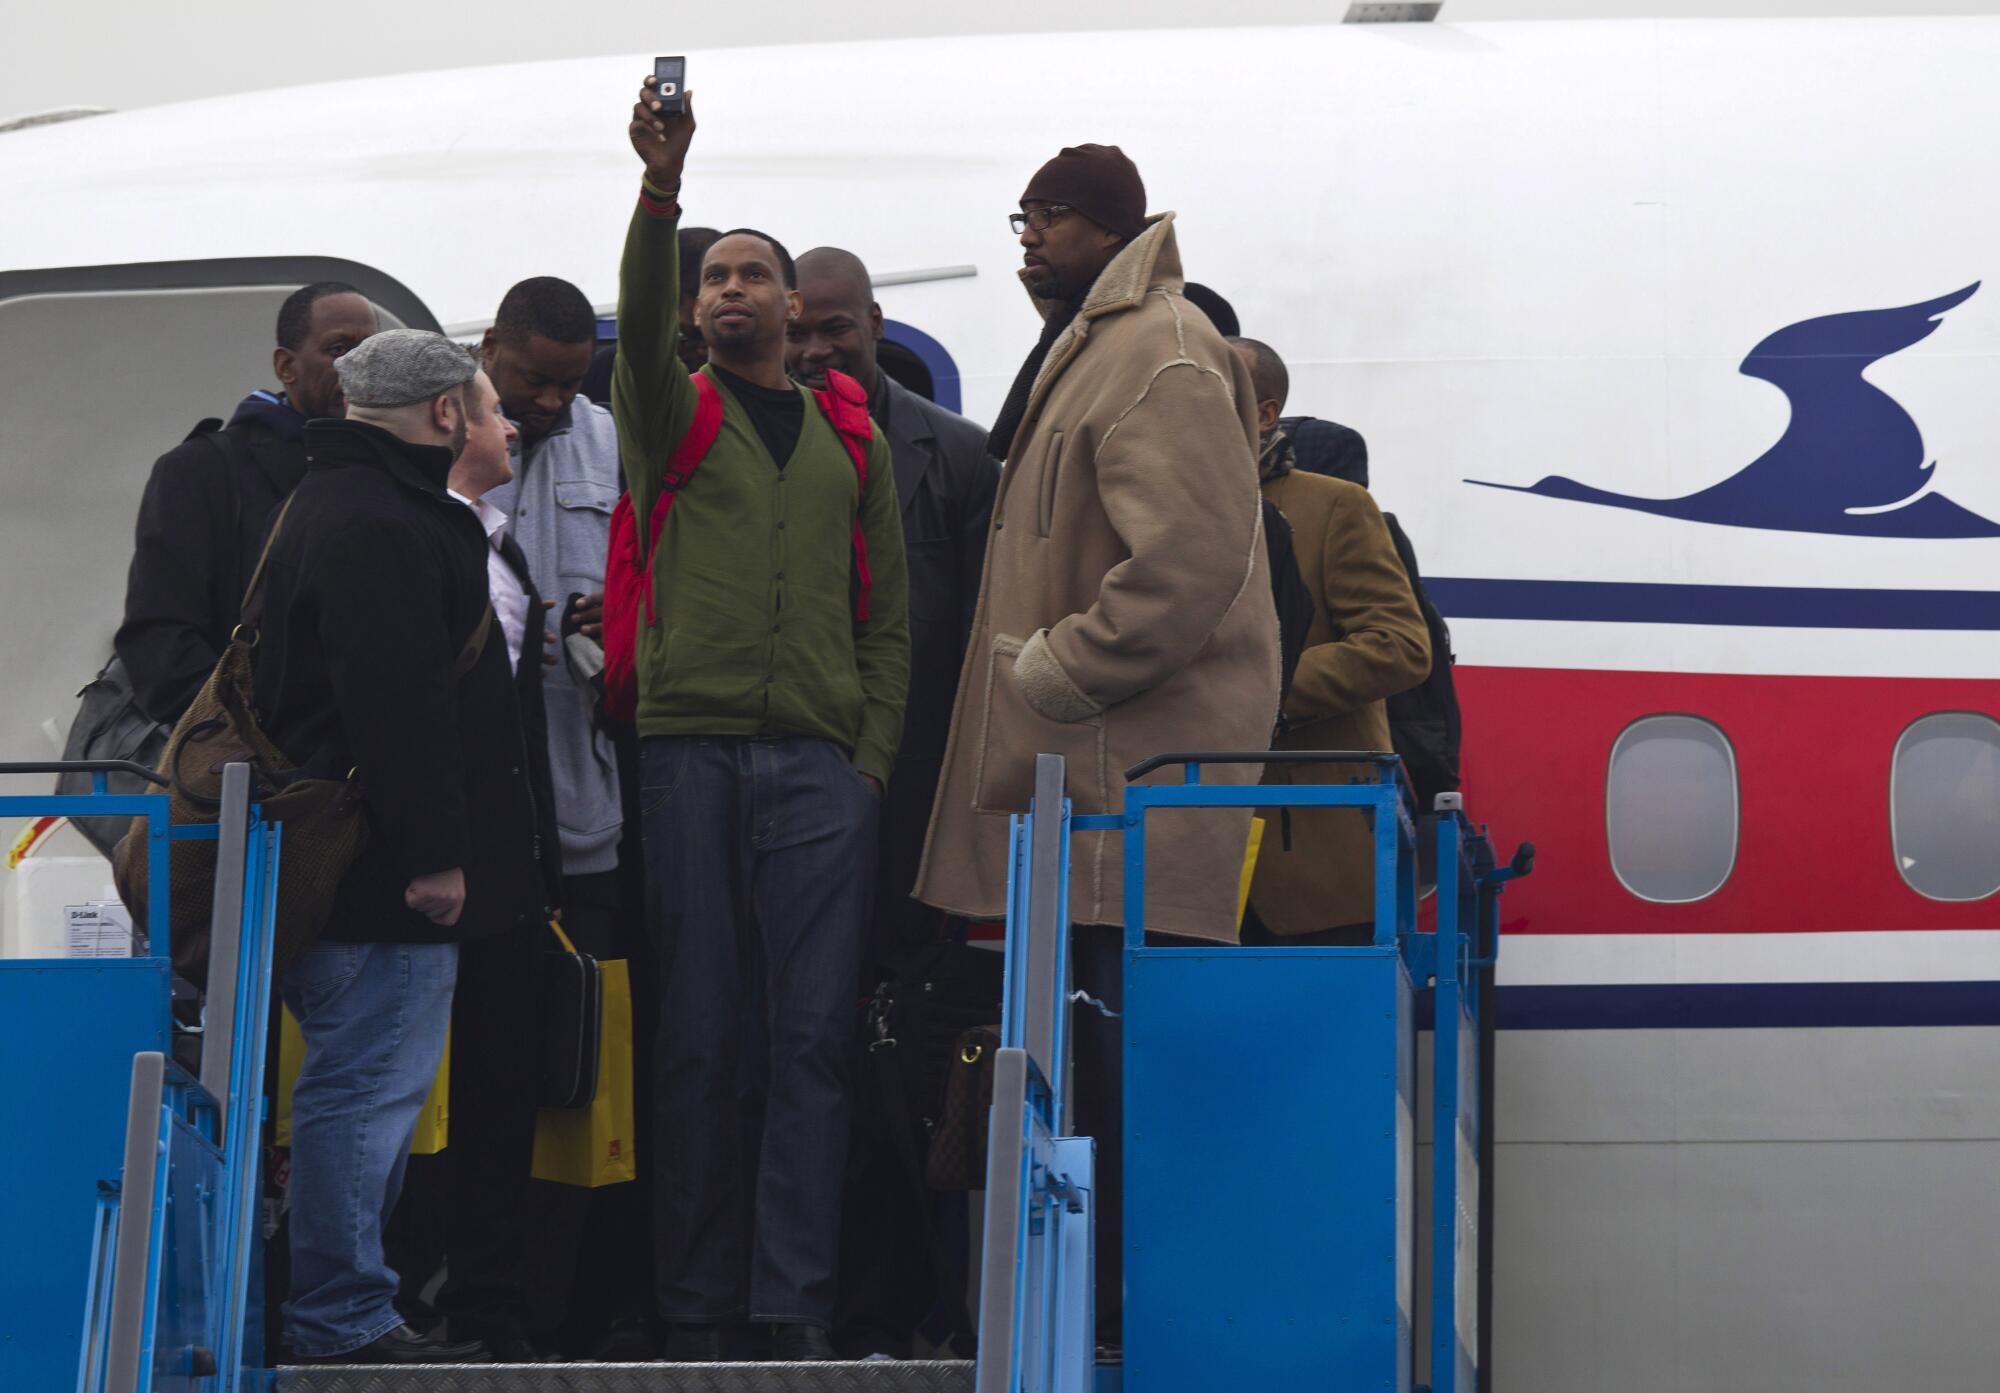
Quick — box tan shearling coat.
[913,213,1281,942]
[1250,470,1431,935]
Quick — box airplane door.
[0,257,438,872]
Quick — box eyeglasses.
[1009,204,1075,235]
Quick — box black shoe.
[771,1324,838,1361]
[482,1330,563,1363]
[296,1323,492,1365]
[588,1319,657,1362]
[661,1324,724,1362]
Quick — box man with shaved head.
[788,247,997,954]
[787,246,997,1358]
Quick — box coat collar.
[304,418,457,499]
[1023,211,1183,326]
[1017,212,1183,427]
[877,374,936,512]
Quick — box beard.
[448,412,469,461]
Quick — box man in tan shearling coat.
[913,143,1280,1351]
[913,145,1280,942]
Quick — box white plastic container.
[3,856,121,959]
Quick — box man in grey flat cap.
[253,329,557,1366]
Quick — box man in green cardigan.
[615,76,910,1362]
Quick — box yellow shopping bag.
[275,1007,451,1155]
[1237,816,1267,927]
[532,956,636,1187]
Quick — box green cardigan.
[609,194,909,786]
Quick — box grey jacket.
[485,394,623,876]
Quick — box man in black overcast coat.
[787,246,999,956]
[786,245,1000,1360]
[117,282,379,724]
[254,330,555,1367]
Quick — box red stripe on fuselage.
[1458,667,2000,935]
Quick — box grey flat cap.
[336,329,478,408]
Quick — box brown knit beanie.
[1021,144,1147,241]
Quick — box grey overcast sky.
[7,0,1998,122]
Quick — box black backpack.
[1279,414,1369,488]
[1262,498,1315,717]
[1380,513,1461,811]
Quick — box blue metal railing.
[977,751,1530,1393]
[0,760,279,1393]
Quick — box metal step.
[277,1360,974,1393]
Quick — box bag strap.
[238,494,492,676]
[865,1020,978,1353]
[546,917,581,956]
[812,370,875,624]
[234,493,298,635]
[639,372,726,625]
[453,604,495,679]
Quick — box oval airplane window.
[1891,713,2000,902]
[1606,716,1739,904]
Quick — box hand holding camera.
[629,60,695,193]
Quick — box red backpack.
[601,368,875,724]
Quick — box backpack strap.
[640,372,726,624]
[813,369,875,623]
[189,419,259,603]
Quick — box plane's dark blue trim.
[1425,577,2000,631]
[1414,981,2000,1030]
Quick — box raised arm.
[612,77,702,520]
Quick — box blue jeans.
[641,735,878,1326]
[280,940,458,1357]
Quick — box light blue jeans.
[279,940,458,1358]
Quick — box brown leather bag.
[114,498,491,981]
[925,1024,1002,1190]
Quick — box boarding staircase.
[0,751,1527,1393]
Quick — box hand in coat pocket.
[972,633,1104,815]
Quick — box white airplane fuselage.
[1,18,1997,1391]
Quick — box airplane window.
[1891,712,2000,902]
[1606,715,1738,903]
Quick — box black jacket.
[874,375,1000,767]
[870,376,999,950]
[252,419,553,944]
[116,393,311,725]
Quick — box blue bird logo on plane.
[1473,283,2000,538]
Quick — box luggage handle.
[0,759,167,786]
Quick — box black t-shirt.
[711,363,805,469]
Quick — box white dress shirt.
[450,489,529,674]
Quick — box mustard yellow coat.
[1251,470,1431,936]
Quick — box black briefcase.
[541,921,602,1110]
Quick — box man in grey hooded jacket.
[478,275,648,1355]
[480,276,624,888]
